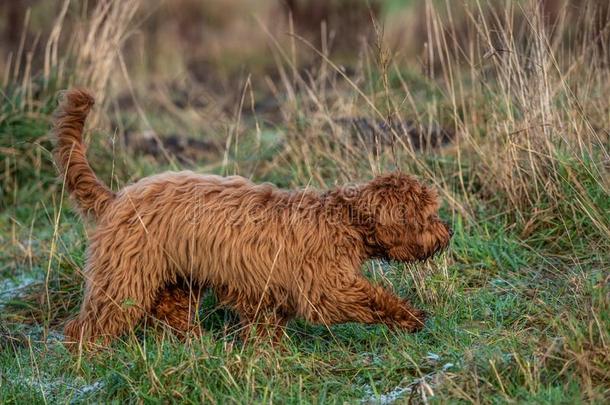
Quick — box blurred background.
[2,0,608,78]
[0,0,608,209]
[1,1,607,180]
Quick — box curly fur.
[54,89,452,347]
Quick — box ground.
[0,1,609,403]
[0,94,607,403]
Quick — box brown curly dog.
[54,89,452,347]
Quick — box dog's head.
[349,172,452,262]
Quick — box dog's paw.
[394,305,427,332]
[410,308,428,331]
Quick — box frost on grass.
[362,384,411,405]
[9,374,104,403]
[361,362,454,404]
[0,271,66,344]
[70,380,105,403]
[0,271,41,307]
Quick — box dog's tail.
[53,88,115,219]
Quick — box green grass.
[0,98,608,403]
[1,217,607,403]
[1,2,609,397]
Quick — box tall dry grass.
[2,0,140,115]
[132,1,610,254]
[252,0,609,254]
[2,0,608,248]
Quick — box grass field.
[0,1,608,403]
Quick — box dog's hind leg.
[151,282,203,337]
[301,276,426,332]
[64,247,167,348]
[65,290,153,348]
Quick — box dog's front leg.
[303,276,426,332]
